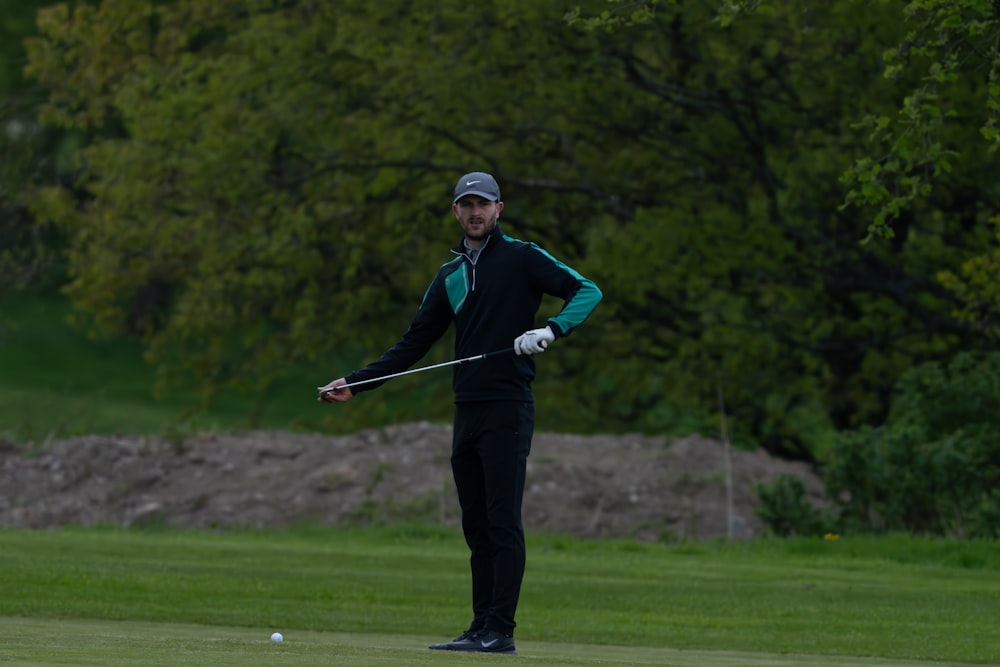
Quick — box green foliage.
[0,0,68,293]
[754,474,835,537]
[558,2,990,454]
[697,1,1000,242]
[565,0,764,30]
[839,0,1000,240]
[939,214,1000,340]
[714,0,765,27]
[565,0,668,31]
[580,1,1000,407]
[18,0,998,458]
[825,352,1000,537]
[26,1,446,403]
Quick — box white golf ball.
[271,632,283,643]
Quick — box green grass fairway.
[1,527,997,666]
[1,616,983,667]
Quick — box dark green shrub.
[755,474,835,537]
[824,352,1000,538]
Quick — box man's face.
[453,196,503,245]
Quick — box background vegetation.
[2,0,1000,537]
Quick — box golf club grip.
[478,347,515,359]
[321,347,515,395]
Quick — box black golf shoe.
[427,628,484,651]
[448,628,516,655]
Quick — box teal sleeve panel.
[527,243,602,338]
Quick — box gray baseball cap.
[453,172,501,203]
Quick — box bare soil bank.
[0,422,823,540]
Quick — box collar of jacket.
[451,222,504,256]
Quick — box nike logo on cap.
[466,180,481,186]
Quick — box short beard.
[464,217,496,242]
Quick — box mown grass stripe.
[0,527,997,664]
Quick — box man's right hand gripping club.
[317,379,353,403]
[514,326,555,356]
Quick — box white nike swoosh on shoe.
[481,639,498,648]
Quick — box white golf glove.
[514,326,555,356]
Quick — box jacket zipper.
[453,235,491,293]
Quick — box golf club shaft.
[320,347,514,395]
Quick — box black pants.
[451,400,534,635]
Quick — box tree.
[562,1,994,456]
[839,0,1000,240]
[658,1,1000,359]
[24,0,615,419]
[0,0,67,294]
[24,0,996,456]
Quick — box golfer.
[318,171,602,655]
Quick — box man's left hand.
[514,326,555,355]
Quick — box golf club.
[320,347,515,395]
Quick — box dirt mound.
[0,423,823,540]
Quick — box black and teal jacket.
[345,223,602,403]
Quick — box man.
[318,171,602,655]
